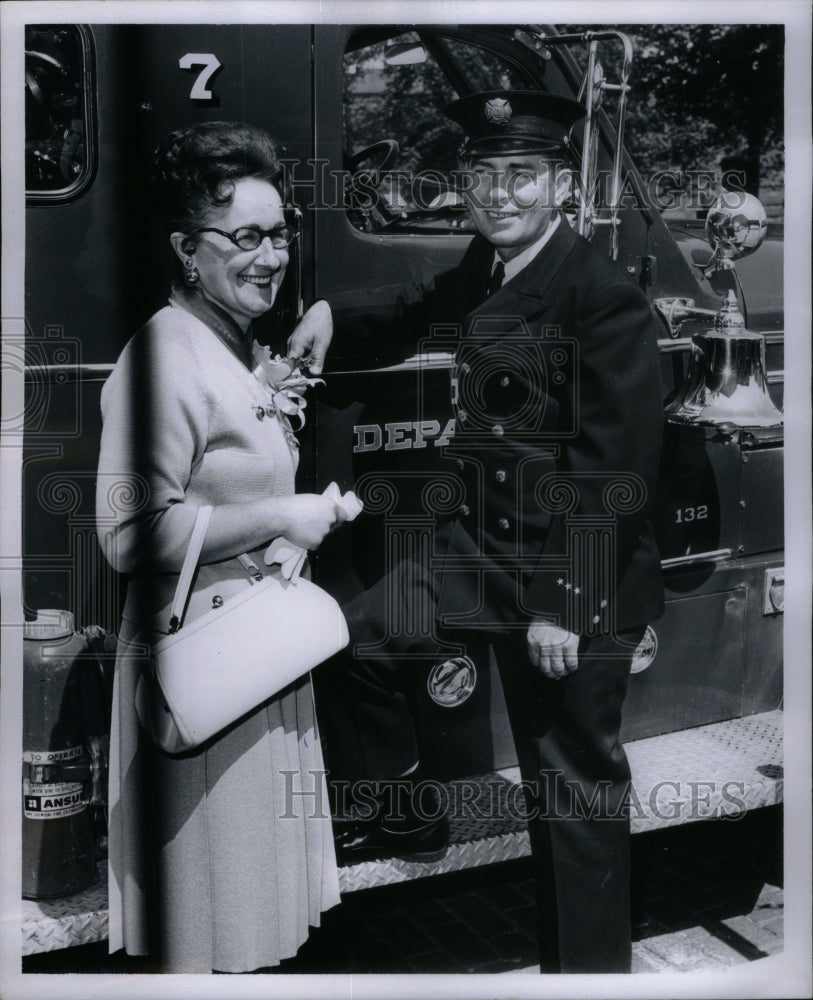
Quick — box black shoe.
[335,811,449,865]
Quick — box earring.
[183,257,199,286]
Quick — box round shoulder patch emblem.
[630,625,659,674]
[427,656,478,707]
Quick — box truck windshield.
[343,29,529,234]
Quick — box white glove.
[322,480,364,520]
[264,482,363,582]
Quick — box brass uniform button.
[495,469,506,483]
[497,517,510,530]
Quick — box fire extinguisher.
[22,610,98,899]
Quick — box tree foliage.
[344,25,785,217]
[569,24,784,193]
[346,57,460,175]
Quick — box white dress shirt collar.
[493,214,562,285]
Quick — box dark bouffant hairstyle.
[151,121,289,236]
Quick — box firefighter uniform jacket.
[332,218,665,636]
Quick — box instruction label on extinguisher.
[23,746,86,819]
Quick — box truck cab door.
[23,23,314,625]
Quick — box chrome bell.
[665,290,783,428]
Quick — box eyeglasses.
[189,225,298,251]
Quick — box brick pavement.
[284,803,784,975]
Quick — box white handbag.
[136,505,349,753]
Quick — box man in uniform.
[328,90,665,974]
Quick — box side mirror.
[384,41,428,66]
[702,191,768,276]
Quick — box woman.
[96,121,344,973]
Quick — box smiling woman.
[95,121,343,973]
[170,178,292,329]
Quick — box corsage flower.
[253,350,325,431]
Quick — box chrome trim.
[539,30,633,259]
[24,353,457,381]
[25,25,97,205]
[25,353,784,387]
[328,352,456,376]
[24,364,114,383]
[658,332,784,353]
[762,566,785,615]
[661,548,732,569]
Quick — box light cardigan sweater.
[97,287,298,628]
[96,289,339,973]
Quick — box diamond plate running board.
[21,710,783,953]
[337,710,783,893]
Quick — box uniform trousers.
[332,556,645,974]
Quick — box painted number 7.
[179,53,222,101]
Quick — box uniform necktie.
[487,260,505,298]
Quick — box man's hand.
[287,299,333,375]
[527,620,580,680]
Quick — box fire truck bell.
[665,290,783,428]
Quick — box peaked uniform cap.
[445,89,586,157]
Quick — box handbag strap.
[237,552,263,580]
[168,505,213,633]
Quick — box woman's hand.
[199,488,352,564]
[275,493,347,550]
[287,300,333,375]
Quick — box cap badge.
[484,97,512,125]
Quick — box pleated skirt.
[107,619,341,973]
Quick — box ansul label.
[23,746,86,819]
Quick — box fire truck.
[14,20,784,952]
